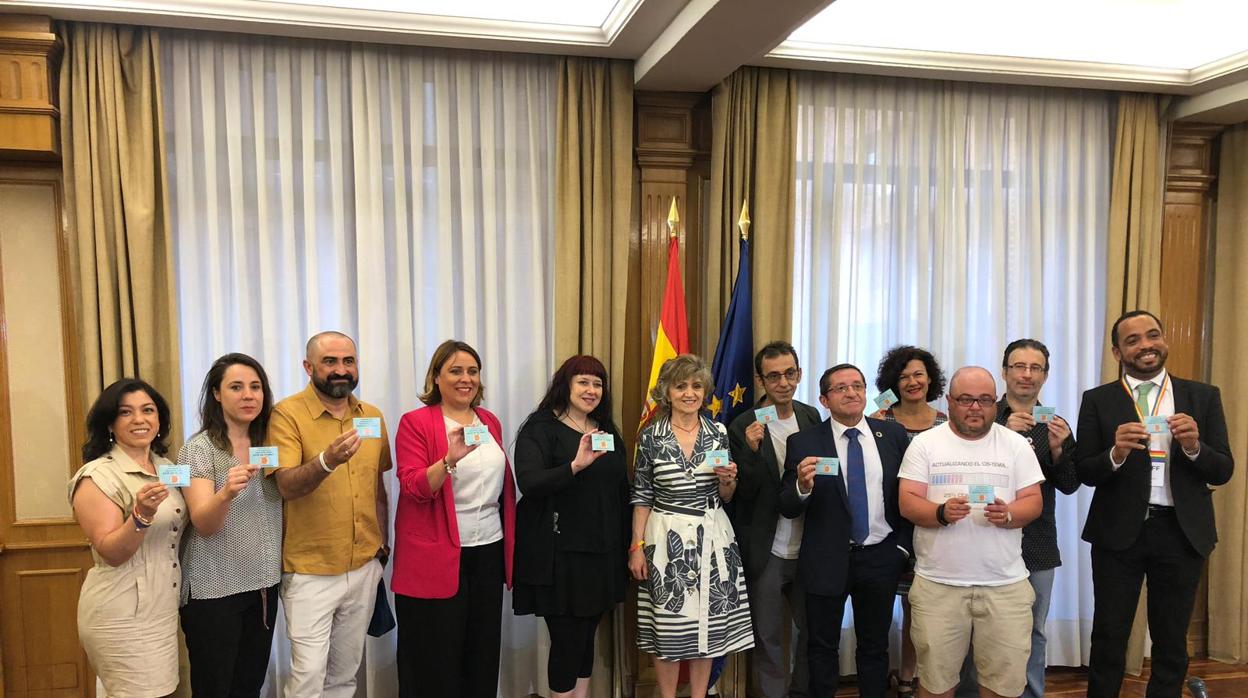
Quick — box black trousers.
[806,541,906,698]
[396,540,504,698]
[179,585,279,698]
[544,614,601,692]
[1087,511,1203,698]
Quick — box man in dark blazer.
[778,363,912,698]
[729,340,822,698]
[1077,310,1233,697]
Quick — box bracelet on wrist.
[318,451,334,474]
[629,540,645,552]
[443,457,458,475]
[936,503,949,526]
[132,507,152,530]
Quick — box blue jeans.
[953,568,1055,698]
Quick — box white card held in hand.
[874,389,899,411]
[159,464,191,487]
[591,433,615,452]
[249,446,280,469]
[754,405,778,424]
[463,425,491,445]
[353,417,381,439]
[1144,415,1170,435]
[1032,406,1056,424]
[705,449,730,468]
[815,457,840,476]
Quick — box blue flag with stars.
[710,236,753,427]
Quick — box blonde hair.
[419,340,484,407]
[650,354,714,417]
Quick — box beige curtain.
[552,55,636,698]
[708,67,798,353]
[1208,123,1248,663]
[59,22,182,445]
[1103,92,1168,674]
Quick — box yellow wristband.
[629,540,645,552]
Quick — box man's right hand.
[1005,411,1036,433]
[797,457,818,495]
[745,421,765,452]
[943,496,972,524]
[325,429,361,469]
[1111,422,1150,464]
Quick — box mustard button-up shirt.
[269,383,392,575]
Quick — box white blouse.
[446,415,505,547]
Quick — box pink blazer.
[391,404,516,598]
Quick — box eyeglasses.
[762,368,801,385]
[950,395,997,408]
[1007,363,1047,374]
[826,382,867,395]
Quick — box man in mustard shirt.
[269,331,392,698]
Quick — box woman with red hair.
[512,355,630,698]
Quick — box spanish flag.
[639,205,690,428]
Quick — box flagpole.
[737,199,750,242]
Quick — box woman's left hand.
[714,462,738,486]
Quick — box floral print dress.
[631,414,754,660]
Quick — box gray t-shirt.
[178,431,283,603]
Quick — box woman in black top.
[513,355,630,698]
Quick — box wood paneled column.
[0,15,60,160]
[1160,121,1223,658]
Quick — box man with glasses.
[898,366,1044,698]
[776,363,912,697]
[729,340,822,697]
[955,341,1078,698]
[1077,311,1233,697]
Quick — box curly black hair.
[874,345,946,403]
[82,378,173,462]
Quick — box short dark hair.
[819,363,866,395]
[197,353,275,450]
[82,378,173,463]
[523,354,617,435]
[754,340,799,377]
[1111,310,1163,348]
[1002,339,1050,372]
[874,345,946,402]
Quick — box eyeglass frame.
[760,367,802,385]
[1005,362,1048,374]
[948,394,997,408]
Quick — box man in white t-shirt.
[898,366,1044,698]
[728,341,822,697]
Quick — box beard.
[314,373,358,398]
[1122,348,1167,377]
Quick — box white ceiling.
[3,0,1248,116]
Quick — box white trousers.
[281,559,383,698]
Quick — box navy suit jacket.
[1075,375,1233,557]
[777,416,913,597]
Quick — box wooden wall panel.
[0,15,59,160]
[1159,122,1223,659]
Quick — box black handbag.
[367,578,396,637]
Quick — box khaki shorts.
[908,575,1035,696]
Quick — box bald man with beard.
[897,367,1044,698]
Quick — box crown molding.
[763,41,1248,94]
[0,0,646,48]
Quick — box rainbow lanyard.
[1120,374,1169,421]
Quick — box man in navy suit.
[1077,310,1234,697]
[778,363,912,698]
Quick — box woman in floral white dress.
[628,354,753,698]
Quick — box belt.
[1147,504,1176,518]
[654,499,721,517]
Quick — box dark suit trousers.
[1088,511,1203,698]
[806,541,905,698]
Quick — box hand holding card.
[815,457,840,476]
[754,405,778,424]
[158,464,191,488]
[874,389,899,411]
[353,417,382,439]
[250,446,280,469]
[463,425,491,445]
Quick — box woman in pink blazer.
[392,339,516,698]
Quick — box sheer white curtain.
[161,31,557,697]
[791,72,1110,671]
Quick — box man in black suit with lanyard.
[1077,310,1234,697]
[778,363,912,698]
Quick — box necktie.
[1135,382,1154,416]
[844,427,869,544]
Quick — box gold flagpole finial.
[667,197,680,239]
[737,200,751,241]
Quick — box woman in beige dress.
[69,378,188,697]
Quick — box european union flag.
[710,235,753,427]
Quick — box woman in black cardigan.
[513,355,630,698]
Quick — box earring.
[108,431,115,443]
